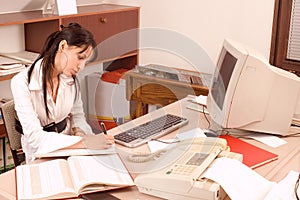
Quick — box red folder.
[219,135,278,169]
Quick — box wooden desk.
[125,69,209,118]
[1,97,300,199]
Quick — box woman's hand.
[73,127,86,136]
[74,131,86,136]
[81,134,114,150]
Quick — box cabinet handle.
[99,18,107,23]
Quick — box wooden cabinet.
[62,9,138,62]
[24,20,59,53]
[0,4,140,77]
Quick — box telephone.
[133,137,242,200]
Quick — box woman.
[11,23,114,163]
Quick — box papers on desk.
[203,157,300,200]
[186,103,209,114]
[246,133,287,148]
[147,128,206,152]
[189,94,208,105]
[186,95,209,114]
[203,157,275,200]
[264,170,300,200]
[34,134,116,158]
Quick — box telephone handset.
[133,137,237,200]
[127,137,229,163]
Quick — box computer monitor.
[207,39,300,136]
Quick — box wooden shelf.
[0,4,140,82]
[0,4,137,26]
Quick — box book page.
[16,159,76,200]
[67,155,135,194]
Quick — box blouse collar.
[28,59,75,91]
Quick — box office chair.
[1,100,25,167]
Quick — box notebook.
[219,135,278,169]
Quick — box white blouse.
[11,59,93,163]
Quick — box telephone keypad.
[171,165,197,176]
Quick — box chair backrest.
[1,100,25,166]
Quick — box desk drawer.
[132,83,199,106]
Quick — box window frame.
[270,0,300,76]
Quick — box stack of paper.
[0,56,25,76]
[0,51,39,76]
[0,51,39,64]
[292,118,300,127]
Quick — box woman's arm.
[63,134,114,149]
[70,87,94,134]
[11,69,81,155]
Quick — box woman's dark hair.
[28,22,97,118]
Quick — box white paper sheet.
[147,128,206,152]
[147,139,176,152]
[194,95,208,106]
[247,133,287,148]
[264,170,300,200]
[36,134,82,155]
[203,157,275,200]
[186,103,209,114]
[176,128,207,140]
[55,0,77,15]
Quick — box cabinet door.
[62,9,139,61]
[25,20,60,53]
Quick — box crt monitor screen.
[210,49,237,110]
[207,39,300,136]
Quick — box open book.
[16,155,135,200]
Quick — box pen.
[100,122,107,135]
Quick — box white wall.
[0,0,275,113]
[107,0,275,74]
[0,0,275,73]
